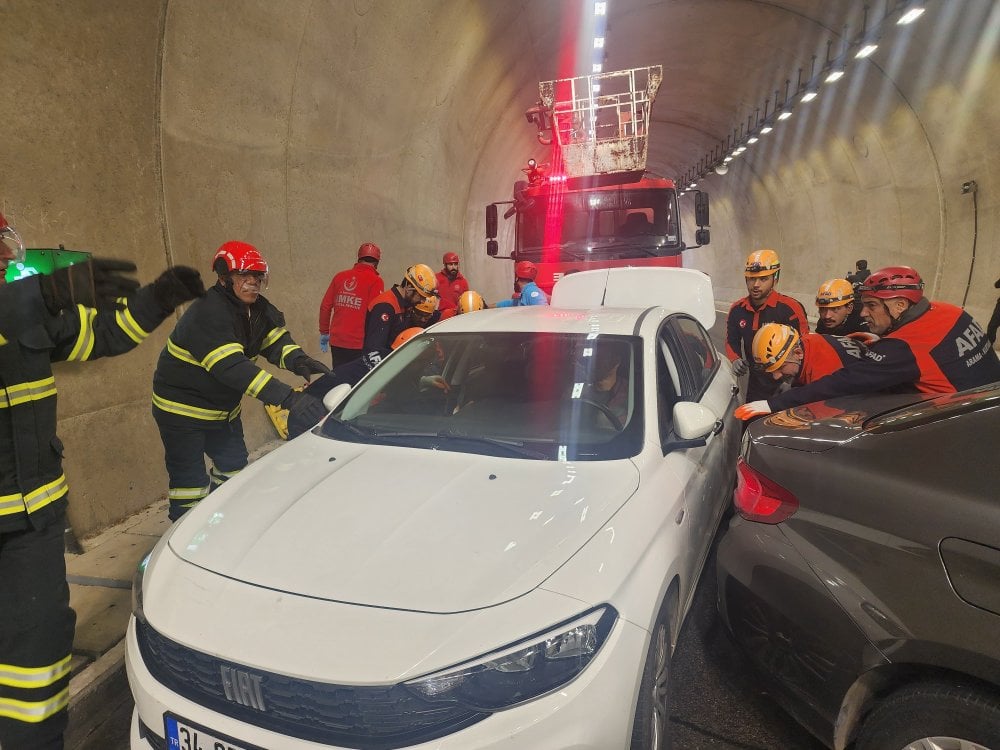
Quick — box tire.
[854,680,1000,750]
[630,597,676,750]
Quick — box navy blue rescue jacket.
[0,276,168,532]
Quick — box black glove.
[731,358,749,377]
[282,390,328,439]
[39,257,139,314]
[291,355,331,378]
[152,265,205,313]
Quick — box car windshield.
[516,187,680,259]
[322,332,644,460]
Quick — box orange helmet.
[752,323,801,372]
[403,263,437,297]
[357,242,381,262]
[458,290,485,313]
[514,260,538,281]
[744,249,781,278]
[392,327,423,349]
[213,241,268,275]
[815,278,855,308]
[414,295,439,315]
[859,266,924,304]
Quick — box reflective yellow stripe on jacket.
[0,689,69,723]
[0,656,71,690]
[0,475,69,517]
[115,300,151,344]
[0,377,57,409]
[152,393,242,422]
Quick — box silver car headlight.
[405,605,617,711]
[131,551,151,624]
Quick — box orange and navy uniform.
[362,287,408,368]
[771,299,1000,411]
[727,291,809,400]
[795,333,869,385]
[319,262,383,349]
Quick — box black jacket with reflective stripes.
[0,276,168,532]
[152,284,306,425]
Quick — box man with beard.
[725,249,809,402]
[435,252,469,308]
[815,278,867,336]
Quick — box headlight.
[405,605,617,711]
[131,552,151,623]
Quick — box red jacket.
[436,270,469,307]
[319,262,384,348]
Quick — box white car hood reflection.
[170,437,640,613]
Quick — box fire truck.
[486,65,710,295]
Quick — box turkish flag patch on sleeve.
[381,312,390,322]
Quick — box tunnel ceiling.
[520,0,985,186]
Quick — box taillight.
[733,457,799,523]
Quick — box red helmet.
[358,242,381,262]
[514,260,538,281]
[0,212,25,264]
[213,241,269,274]
[859,266,924,303]
[442,251,460,265]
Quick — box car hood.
[750,392,931,451]
[169,436,640,613]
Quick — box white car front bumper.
[127,614,648,750]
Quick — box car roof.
[428,306,655,337]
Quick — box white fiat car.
[127,268,740,749]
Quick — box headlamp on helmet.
[744,249,781,278]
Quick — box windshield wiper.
[323,416,376,439]
[435,429,549,460]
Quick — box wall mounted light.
[897,2,924,25]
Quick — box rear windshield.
[321,332,644,460]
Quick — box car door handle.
[675,508,685,524]
[712,419,724,436]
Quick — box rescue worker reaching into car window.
[152,241,329,521]
[725,249,810,402]
[736,265,1000,420]
[749,323,870,388]
[815,278,867,336]
[408,293,443,328]
[318,242,384,369]
[495,261,548,307]
[436,252,469,308]
[0,212,205,750]
[362,263,437,370]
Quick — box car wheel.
[854,681,1000,750]
[629,597,676,750]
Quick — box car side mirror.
[322,383,352,413]
[662,401,721,452]
[486,204,498,239]
[695,228,710,245]
[487,239,499,257]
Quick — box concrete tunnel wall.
[2,0,998,539]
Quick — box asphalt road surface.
[73,539,824,750]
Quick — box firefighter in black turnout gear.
[0,212,204,750]
[152,241,328,521]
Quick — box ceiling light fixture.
[897,4,924,25]
[594,1,607,15]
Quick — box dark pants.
[154,416,248,521]
[0,505,75,750]
[330,346,362,370]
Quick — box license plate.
[164,713,263,750]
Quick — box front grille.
[135,619,487,749]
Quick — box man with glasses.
[152,241,329,520]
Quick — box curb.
[66,640,128,748]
